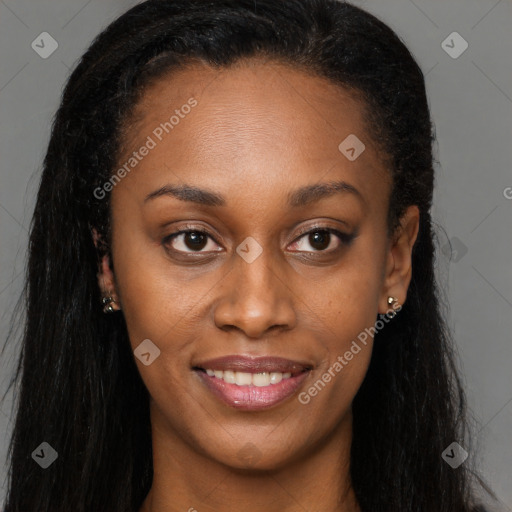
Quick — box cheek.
[295,282,377,424]
[295,245,386,407]
[110,223,197,352]
[112,242,209,417]
[119,278,213,372]
[301,246,385,346]
[307,275,377,384]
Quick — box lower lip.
[194,369,310,410]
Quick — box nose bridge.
[237,242,278,294]
[213,240,296,337]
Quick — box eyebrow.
[144,180,364,208]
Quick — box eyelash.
[162,224,355,256]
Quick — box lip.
[193,355,312,375]
[194,368,311,410]
[192,355,313,411]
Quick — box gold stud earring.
[387,296,400,317]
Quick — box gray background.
[0,0,511,509]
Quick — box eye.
[162,225,356,256]
[163,228,222,254]
[288,227,355,253]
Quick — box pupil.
[310,231,330,250]
[185,232,207,251]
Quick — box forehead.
[113,58,390,213]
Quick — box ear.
[378,205,420,314]
[92,228,121,311]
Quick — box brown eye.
[164,230,222,253]
[182,231,208,251]
[289,228,355,253]
[308,231,331,251]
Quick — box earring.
[386,296,400,317]
[102,292,120,313]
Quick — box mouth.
[192,355,312,410]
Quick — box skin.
[94,57,419,512]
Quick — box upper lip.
[193,355,312,375]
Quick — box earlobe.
[378,205,420,314]
[91,228,122,313]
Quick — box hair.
[1,1,498,511]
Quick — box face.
[95,58,419,470]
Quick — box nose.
[213,247,297,339]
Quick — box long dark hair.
[2,1,496,510]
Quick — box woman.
[2,0,497,510]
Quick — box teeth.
[235,371,252,386]
[223,370,236,384]
[203,369,293,386]
[253,373,271,387]
[270,372,283,385]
